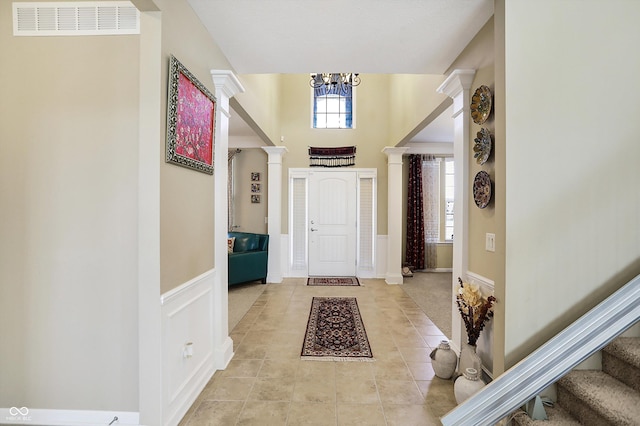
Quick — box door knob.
[310,228,318,232]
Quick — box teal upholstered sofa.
[228,232,269,286]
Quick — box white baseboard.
[0,408,139,425]
[161,269,216,426]
[214,336,234,370]
[385,272,403,285]
[424,268,453,273]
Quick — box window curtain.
[405,154,425,270]
[227,149,240,232]
[422,155,439,269]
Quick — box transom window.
[312,79,354,129]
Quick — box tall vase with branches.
[456,277,496,374]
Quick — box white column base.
[385,273,404,285]
[213,336,234,370]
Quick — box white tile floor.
[179,278,457,425]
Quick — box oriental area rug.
[301,297,374,361]
[307,277,360,286]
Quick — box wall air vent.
[13,2,139,36]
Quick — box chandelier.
[309,73,361,89]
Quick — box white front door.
[308,171,357,276]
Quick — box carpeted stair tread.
[512,404,581,425]
[603,337,640,369]
[558,370,640,425]
[602,336,640,393]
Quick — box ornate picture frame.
[166,55,216,174]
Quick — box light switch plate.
[486,233,495,252]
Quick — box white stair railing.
[441,273,640,426]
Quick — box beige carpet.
[401,271,453,338]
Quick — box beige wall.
[0,2,139,410]
[454,17,498,281]
[233,148,268,234]
[501,0,640,369]
[446,14,504,372]
[157,0,233,293]
[436,244,454,270]
[388,74,449,144]
[233,74,282,145]
[467,64,497,279]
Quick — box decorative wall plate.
[471,85,492,125]
[473,128,492,165]
[473,171,492,209]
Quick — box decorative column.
[382,146,409,284]
[437,69,475,352]
[211,70,244,369]
[262,146,288,283]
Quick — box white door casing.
[308,171,357,276]
[288,168,376,278]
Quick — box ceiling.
[187,0,494,145]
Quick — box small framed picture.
[251,195,261,203]
[251,183,261,193]
[251,172,261,181]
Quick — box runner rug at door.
[307,277,360,286]
[301,297,374,361]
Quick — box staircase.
[514,336,640,425]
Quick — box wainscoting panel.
[465,271,495,377]
[161,269,216,426]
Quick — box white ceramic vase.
[430,340,457,379]
[458,342,482,375]
[454,367,486,404]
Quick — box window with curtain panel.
[405,155,454,270]
[312,75,354,129]
[227,149,240,231]
[422,155,440,269]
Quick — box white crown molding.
[382,146,409,164]
[210,70,245,99]
[437,69,476,99]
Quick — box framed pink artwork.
[166,55,216,174]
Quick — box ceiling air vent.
[13,2,139,36]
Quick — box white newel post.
[211,70,244,369]
[382,147,408,284]
[437,69,475,353]
[262,146,288,283]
